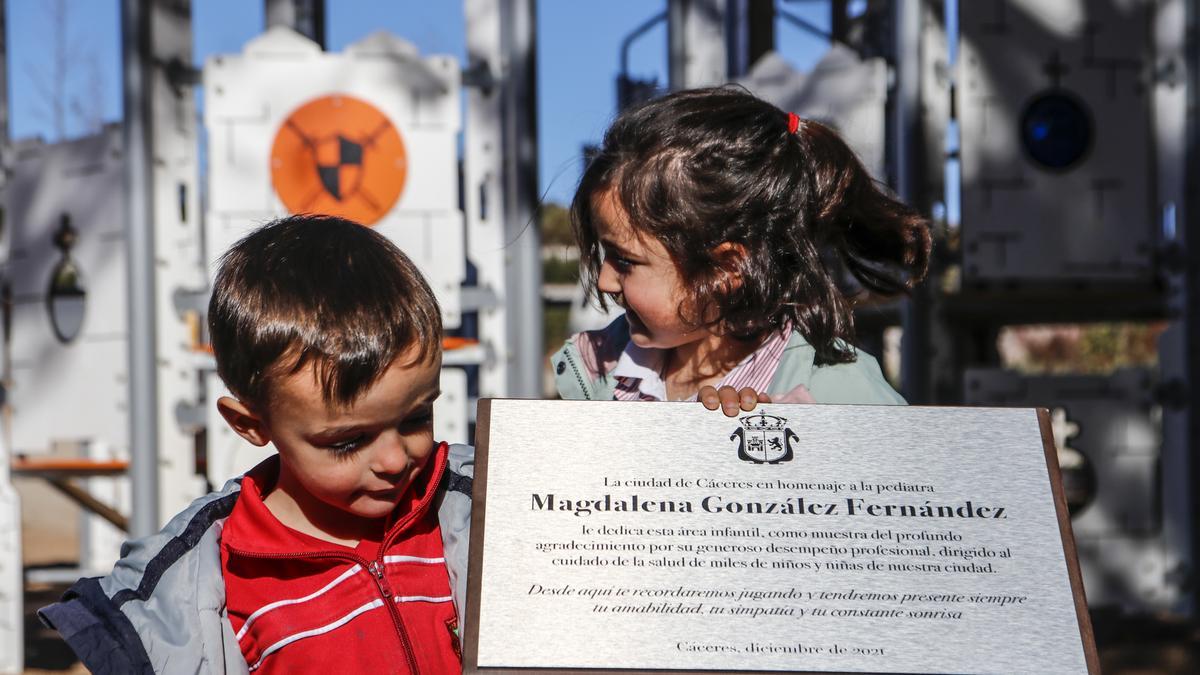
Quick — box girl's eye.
[602,246,637,273]
[326,435,366,455]
[609,255,635,273]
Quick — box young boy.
[39,215,472,674]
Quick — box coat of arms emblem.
[729,411,799,464]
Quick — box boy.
[40,215,472,674]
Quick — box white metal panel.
[959,0,1155,283]
[0,420,19,674]
[376,211,465,328]
[1154,0,1193,618]
[203,27,464,328]
[1,97,205,522]
[2,129,130,455]
[0,130,16,664]
[464,0,509,400]
[739,46,889,180]
[9,326,128,454]
[80,441,131,572]
[149,0,209,521]
[0,479,18,674]
[435,367,469,446]
[964,367,1178,611]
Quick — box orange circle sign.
[270,94,407,225]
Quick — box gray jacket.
[38,443,475,675]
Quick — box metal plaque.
[466,400,1097,674]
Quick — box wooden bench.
[12,457,130,532]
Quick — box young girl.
[551,87,931,415]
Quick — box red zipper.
[367,551,419,675]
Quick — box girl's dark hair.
[571,86,931,365]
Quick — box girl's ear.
[711,241,748,292]
[217,396,271,447]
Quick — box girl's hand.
[700,386,771,417]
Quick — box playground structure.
[2,1,1200,671]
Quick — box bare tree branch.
[23,0,106,140]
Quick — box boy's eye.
[325,435,366,455]
[400,412,434,431]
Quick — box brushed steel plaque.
[465,400,1098,674]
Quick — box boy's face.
[593,188,705,350]
[220,348,441,541]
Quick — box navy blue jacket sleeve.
[38,577,154,675]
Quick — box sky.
[6,0,837,206]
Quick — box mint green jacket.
[551,319,905,405]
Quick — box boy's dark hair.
[571,86,931,365]
[209,214,442,408]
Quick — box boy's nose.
[370,436,411,477]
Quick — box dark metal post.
[890,0,936,406]
[121,0,159,538]
[725,0,773,78]
[831,0,849,44]
[617,11,667,110]
[668,0,687,90]
[746,0,774,69]
[501,0,542,397]
[265,0,326,48]
[1185,0,1200,615]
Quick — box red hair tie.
[787,112,801,134]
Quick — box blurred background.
[0,0,1197,672]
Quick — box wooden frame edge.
[463,398,493,674]
[1036,407,1100,674]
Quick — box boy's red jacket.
[220,443,461,674]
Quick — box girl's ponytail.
[799,120,931,296]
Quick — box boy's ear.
[217,396,271,447]
[711,242,748,291]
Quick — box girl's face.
[593,189,707,350]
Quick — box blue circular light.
[1019,91,1092,170]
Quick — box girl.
[551,87,931,415]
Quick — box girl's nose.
[597,259,621,294]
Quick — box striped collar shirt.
[610,327,790,402]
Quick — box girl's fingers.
[738,387,759,411]
[700,386,769,415]
[718,386,742,416]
